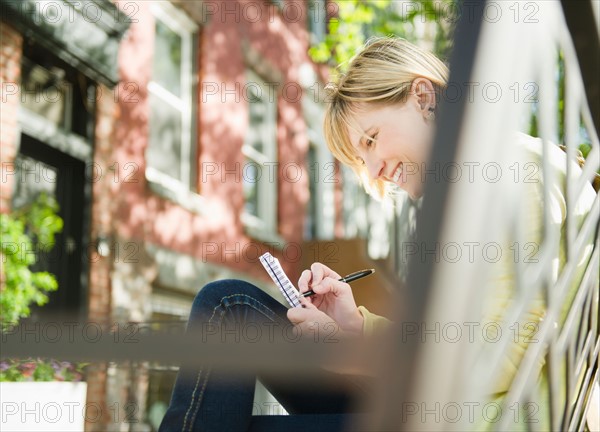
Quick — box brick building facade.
[2,1,333,430]
[1,1,397,430]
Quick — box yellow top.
[356,132,596,402]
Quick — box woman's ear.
[411,78,436,115]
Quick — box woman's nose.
[365,157,384,180]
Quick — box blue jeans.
[159,279,373,432]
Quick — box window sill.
[241,212,286,248]
[146,167,206,216]
[18,108,92,161]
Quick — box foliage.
[310,2,596,182]
[309,0,457,72]
[0,192,63,326]
[0,194,87,382]
[0,358,87,382]
[529,51,598,184]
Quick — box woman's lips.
[391,162,403,183]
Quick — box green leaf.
[33,362,55,381]
[308,0,457,67]
[579,143,591,158]
[1,193,63,327]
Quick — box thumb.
[287,306,309,325]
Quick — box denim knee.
[189,279,269,319]
[193,279,261,306]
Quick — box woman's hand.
[287,300,373,376]
[286,301,340,340]
[296,262,364,335]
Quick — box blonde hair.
[324,37,449,199]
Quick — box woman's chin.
[404,183,423,201]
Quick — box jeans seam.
[208,293,282,323]
[182,370,204,431]
[190,367,211,431]
[183,293,285,431]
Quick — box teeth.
[392,164,403,182]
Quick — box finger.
[297,269,312,293]
[287,306,309,325]
[309,262,329,286]
[311,277,351,297]
[310,262,342,284]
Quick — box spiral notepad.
[259,252,302,308]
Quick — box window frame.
[146,2,199,193]
[308,0,328,45]
[302,86,335,240]
[241,69,280,242]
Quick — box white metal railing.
[382,2,599,431]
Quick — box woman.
[319,36,597,431]
[158,37,441,432]
[160,36,594,431]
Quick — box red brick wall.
[88,84,119,323]
[84,363,109,431]
[0,23,22,213]
[114,1,319,284]
[84,83,118,431]
[0,20,113,432]
[1,2,338,429]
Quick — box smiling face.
[347,82,436,200]
[323,38,448,200]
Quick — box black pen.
[301,269,375,297]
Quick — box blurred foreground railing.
[373,1,599,431]
[2,2,599,431]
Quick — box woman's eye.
[366,133,378,148]
[356,157,365,166]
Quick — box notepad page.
[259,252,302,308]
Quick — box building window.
[305,145,318,239]
[21,41,95,140]
[342,165,394,259]
[308,0,327,44]
[242,70,278,238]
[342,165,369,239]
[391,194,419,284]
[302,87,335,240]
[304,142,336,240]
[142,311,187,432]
[14,41,93,319]
[146,3,197,190]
